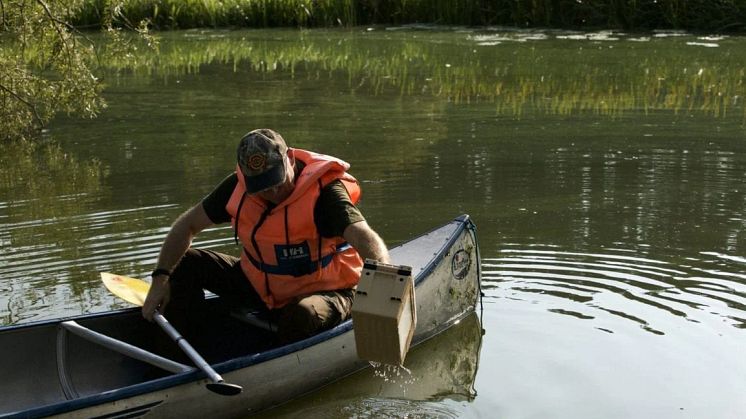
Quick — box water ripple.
[482,246,746,334]
[280,398,460,419]
[0,203,237,324]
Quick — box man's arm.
[343,220,390,264]
[142,203,215,321]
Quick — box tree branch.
[38,0,97,46]
[35,0,75,66]
[0,81,45,128]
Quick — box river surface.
[1,27,745,418]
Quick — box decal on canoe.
[451,248,471,280]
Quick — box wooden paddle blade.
[101,272,150,307]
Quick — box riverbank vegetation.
[73,0,746,32]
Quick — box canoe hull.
[2,215,481,419]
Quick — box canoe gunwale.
[1,214,478,419]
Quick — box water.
[1,27,745,417]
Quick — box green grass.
[73,0,746,32]
[74,0,356,29]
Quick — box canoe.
[0,215,481,418]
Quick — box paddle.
[101,272,243,396]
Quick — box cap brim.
[244,163,285,193]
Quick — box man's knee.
[172,248,203,274]
[280,301,321,330]
[276,297,336,343]
[166,248,210,312]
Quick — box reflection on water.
[101,28,746,119]
[255,312,482,418]
[0,141,109,324]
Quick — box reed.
[72,0,746,32]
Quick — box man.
[142,128,389,344]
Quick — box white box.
[352,260,416,365]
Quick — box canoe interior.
[0,215,480,418]
[0,301,274,415]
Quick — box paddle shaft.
[101,272,241,395]
[152,311,225,384]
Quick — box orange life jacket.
[225,149,363,308]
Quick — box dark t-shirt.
[201,172,364,238]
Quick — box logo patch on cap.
[248,153,267,171]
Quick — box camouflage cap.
[236,129,288,193]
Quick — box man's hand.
[142,275,170,321]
